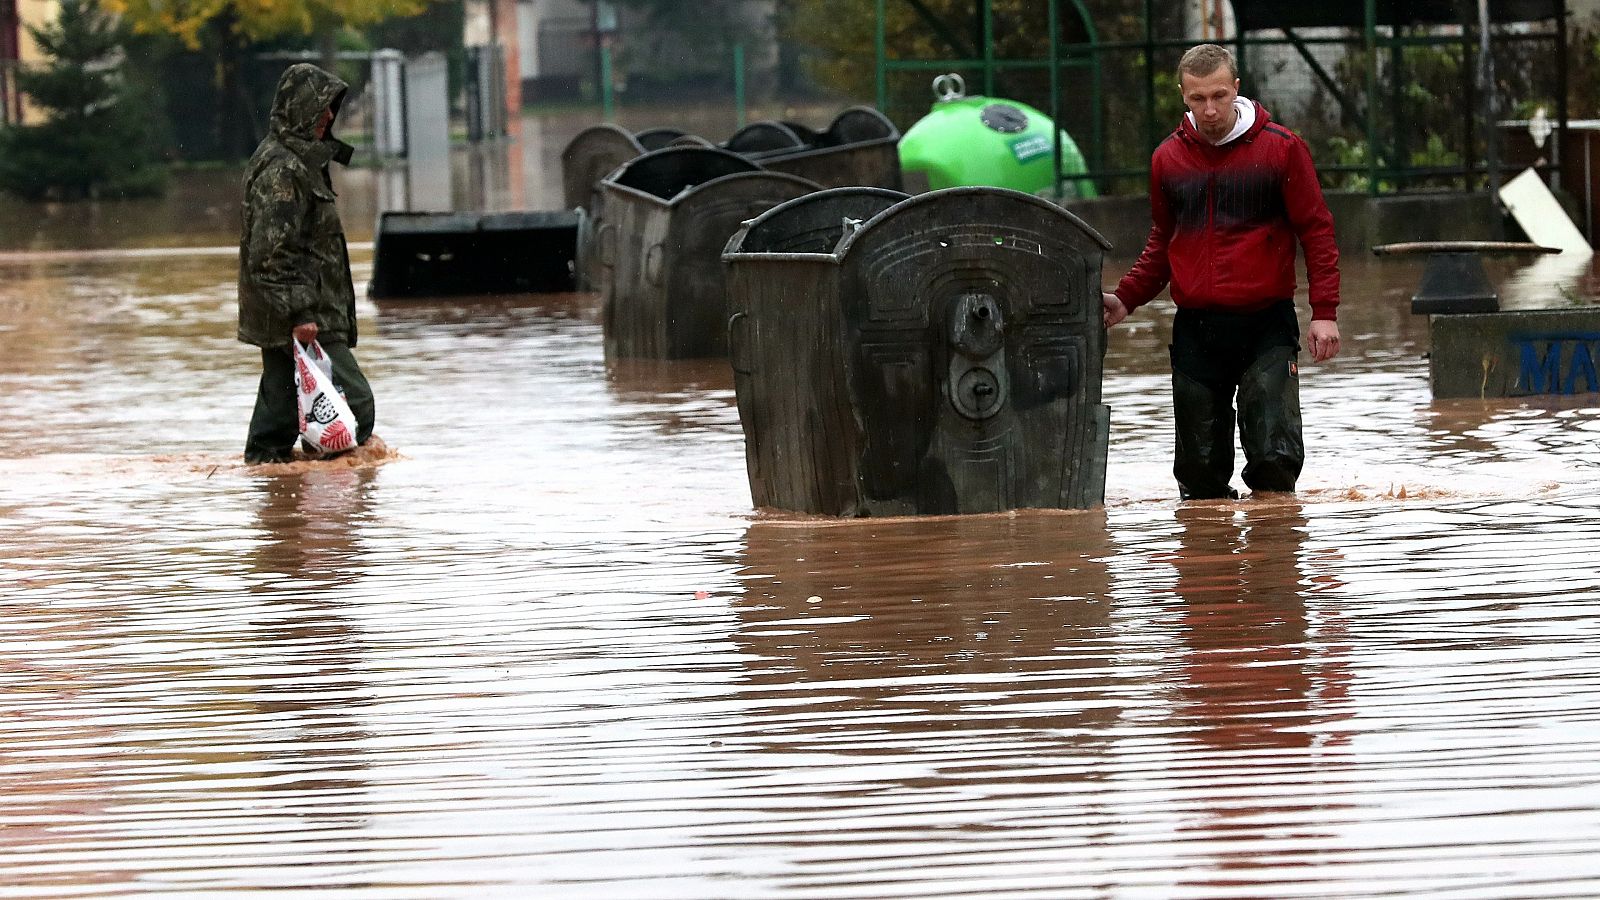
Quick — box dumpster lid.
[836,186,1112,258]
[378,210,580,234]
[725,186,911,258]
[607,146,762,200]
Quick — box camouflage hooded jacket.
[238,64,358,349]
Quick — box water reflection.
[238,470,375,830]
[1163,502,1352,753]
[733,511,1118,771]
[370,291,599,332]
[1160,502,1356,892]
[605,355,740,439]
[6,107,1600,895]
[1500,249,1600,309]
[250,467,377,588]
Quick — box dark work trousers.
[244,342,376,463]
[1169,300,1304,499]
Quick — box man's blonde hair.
[1178,44,1237,81]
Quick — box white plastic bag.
[293,340,358,454]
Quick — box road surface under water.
[4,112,1600,898]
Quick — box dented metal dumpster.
[724,186,1112,515]
[561,124,649,291]
[598,146,820,358]
[754,107,903,191]
[724,187,910,513]
[560,123,646,212]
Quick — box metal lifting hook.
[932,73,966,102]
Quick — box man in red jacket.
[1103,43,1341,500]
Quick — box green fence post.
[1049,0,1061,198]
[734,43,747,129]
[1365,0,1380,196]
[600,44,615,122]
[1144,0,1156,156]
[875,0,887,113]
[982,0,995,97]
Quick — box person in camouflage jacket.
[239,63,376,464]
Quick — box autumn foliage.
[103,0,427,47]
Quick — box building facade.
[2,0,57,125]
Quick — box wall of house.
[513,0,781,104]
[465,0,523,124]
[4,0,56,124]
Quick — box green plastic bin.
[898,75,1095,198]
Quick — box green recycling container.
[898,75,1096,198]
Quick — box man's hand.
[1307,320,1340,362]
[1102,292,1129,328]
[292,321,319,344]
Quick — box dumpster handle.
[728,312,753,375]
[644,244,664,286]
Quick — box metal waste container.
[754,107,903,191]
[635,127,692,151]
[370,210,581,298]
[724,187,910,513]
[724,186,1112,515]
[560,123,645,212]
[598,146,820,358]
[723,121,806,155]
[561,124,648,291]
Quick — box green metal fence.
[875,0,1568,198]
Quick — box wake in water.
[129,435,403,480]
[231,435,402,475]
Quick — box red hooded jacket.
[1114,101,1340,321]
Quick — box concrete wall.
[1059,190,1500,260]
[517,0,587,78]
[1431,308,1600,399]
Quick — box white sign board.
[1498,167,1591,253]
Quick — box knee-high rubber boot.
[245,348,297,464]
[322,342,376,444]
[1173,368,1237,500]
[1238,346,1304,493]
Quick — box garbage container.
[724,186,1112,515]
[724,187,911,512]
[754,107,903,191]
[370,210,581,298]
[560,123,645,212]
[723,121,806,155]
[598,146,821,358]
[899,74,1095,198]
[635,127,692,151]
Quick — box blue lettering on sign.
[1567,341,1600,394]
[1513,332,1600,395]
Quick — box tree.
[104,0,429,53]
[0,0,166,200]
[102,0,435,161]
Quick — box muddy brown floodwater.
[4,110,1600,897]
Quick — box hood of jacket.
[1176,98,1272,147]
[268,63,354,168]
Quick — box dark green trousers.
[244,342,375,464]
[1169,301,1304,499]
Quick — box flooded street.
[5,112,1600,897]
